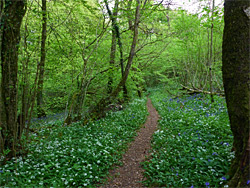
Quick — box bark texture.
[0,0,26,158]
[222,1,250,187]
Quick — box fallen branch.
[180,84,225,96]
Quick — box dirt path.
[101,98,159,188]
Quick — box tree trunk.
[37,0,47,118]
[0,0,4,61]
[105,0,128,100]
[209,0,214,103]
[0,0,26,158]
[87,0,141,120]
[127,0,133,30]
[107,0,118,94]
[222,1,250,187]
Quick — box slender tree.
[37,0,47,118]
[208,0,214,103]
[222,0,250,187]
[104,0,128,100]
[0,0,26,158]
[0,0,4,60]
[106,0,118,94]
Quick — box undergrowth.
[142,87,234,187]
[0,98,148,187]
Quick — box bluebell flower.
[192,157,195,160]
[225,143,229,146]
[247,180,250,185]
[212,152,218,155]
[208,159,211,162]
[222,177,227,180]
[178,133,181,136]
[0,170,3,173]
[205,182,209,187]
[220,141,223,144]
[176,173,178,176]
[191,185,194,188]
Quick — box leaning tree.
[222,0,250,187]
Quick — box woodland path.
[101,98,159,188]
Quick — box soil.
[101,98,159,188]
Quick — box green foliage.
[143,5,224,91]
[0,98,148,187]
[16,0,225,117]
[142,87,234,187]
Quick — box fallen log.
[180,84,225,96]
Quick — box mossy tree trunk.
[222,0,250,187]
[0,0,26,158]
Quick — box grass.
[142,87,234,187]
[0,98,148,187]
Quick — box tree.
[106,0,118,94]
[0,0,26,158]
[87,0,141,120]
[104,0,128,100]
[222,0,250,187]
[37,0,47,118]
[208,0,214,103]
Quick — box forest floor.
[101,98,159,188]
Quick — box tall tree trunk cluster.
[222,0,250,187]
[0,0,26,158]
[87,0,141,121]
